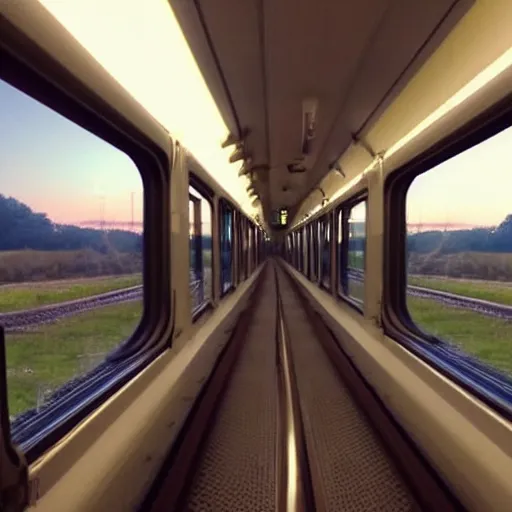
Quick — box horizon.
[1,0,511,232]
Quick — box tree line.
[1,194,510,255]
[0,194,142,253]
[407,214,512,254]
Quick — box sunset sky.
[0,79,143,229]
[0,0,510,233]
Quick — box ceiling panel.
[264,0,390,209]
[169,0,474,226]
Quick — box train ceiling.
[169,0,474,225]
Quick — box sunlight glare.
[38,0,256,217]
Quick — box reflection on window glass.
[321,219,331,288]
[220,203,233,293]
[406,126,512,379]
[0,79,143,422]
[189,186,212,314]
[347,201,366,303]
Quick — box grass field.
[6,300,142,417]
[348,251,365,270]
[5,256,511,420]
[0,274,142,312]
[408,297,512,376]
[341,275,511,376]
[409,275,512,305]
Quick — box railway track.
[348,269,512,320]
[0,286,143,332]
[2,266,509,334]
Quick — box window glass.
[241,220,249,281]
[292,232,297,268]
[189,185,212,314]
[406,126,512,378]
[337,209,345,295]
[298,230,304,272]
[302,227,308,276]
[347,201,366,303]
[311,222,319,281]
[220,203,233,293]
[0,79,143,423]
[321,218,331,288]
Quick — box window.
[298,230,304,273]
[406,125,512,380]
[337,199,366,309]
[220,202,233,294]
[240,218,249,281]
[320,217,331,289]
[311,222,319,282]
[291,232,298,269]
[337,209,344,296]
[347,201,366,303]
[249,224,256,273]
[0,79,143,424]
[302,227,308,276]
[189,185,212,315]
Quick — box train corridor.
[141,260,460,512]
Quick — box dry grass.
[408,251,512,281]
[0,249,142,284]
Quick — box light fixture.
[229,144,246,164]
[221,127,250,149]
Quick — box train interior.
[1,0,511,511]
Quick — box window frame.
[319,214,332,291]
[219,198,235,297]
[310,220,320,283]
[383,93,512,420]
[336,192,368,314]
[1,28,172,460]
[302,225,308,276]
[188,174,215,321]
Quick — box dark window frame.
[383,93,512,420]
[311,220,319,283]
[188,175,215,321]
[336,192,368,314]
[219,198,235,297]
[1,24,172,460]
[319,214,332,291]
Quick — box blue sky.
[406,125,512,229]
[0,79,143,229]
